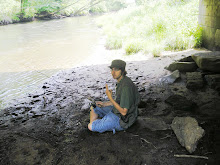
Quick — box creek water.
[0,16,104,109]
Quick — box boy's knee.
[88,123,93,131]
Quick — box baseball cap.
[109,59,126,70]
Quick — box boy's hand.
[96,101,103,107]
[105,84,113,100]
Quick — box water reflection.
[0,16,102,108]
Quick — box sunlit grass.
[0,0,20,22]
[96,0,202,55]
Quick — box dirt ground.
[0,49,219,165]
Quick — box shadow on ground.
[0,52,219,165]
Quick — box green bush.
[97,0,202,55]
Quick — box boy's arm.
[105,84,128,116]
[96,101,113,107]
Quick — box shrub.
[97,0,201,55]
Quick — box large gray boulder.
[179,56,194,62]
[165,62,198,72]
[171,117,205,153]
[192,52,220,73]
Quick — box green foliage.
[97,0,202,55]
[37,5,59,14]
[0,0,20,22]
[89,2,107,14]
[124,39,142,55]
[0,0,128,22]
[105,0,127,11]
[62,0,126,15]
[61,0,89,16]
[193,25,203,48]
[28,0,61,15]
[105,37,122,49]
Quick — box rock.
[138,116,170,131]
[186,72,204,90]
[171,116,205,153]
[159,70,180,84]
[204,74,220,90]
[165,62,198,72]
[191,52,220,73]
[153,108,171,116]
[165,95,197,111]
[138,100,147,108]
[19,16,34,23]
[199,100,220,117]
[0,16,13,25]
[179,56,194,62]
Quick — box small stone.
[159,70,180,84]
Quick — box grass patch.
[96,0,202,55]
[105,37,122,49]
[124,39,142,55]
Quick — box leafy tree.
[21,0,28,14]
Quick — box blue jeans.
[92,106,124,134]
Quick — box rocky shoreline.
[0,50,219,165]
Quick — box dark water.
[0,16,103,108]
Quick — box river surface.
[0,16,104,109]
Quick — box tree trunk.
[21,0,28,14]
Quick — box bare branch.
[73,0,104,15]
[52,0,81,15]
[174,154,208,160]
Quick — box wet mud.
[0,52,219,165]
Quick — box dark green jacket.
[113,76,140,129]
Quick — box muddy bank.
[0,12,94,26]
[0,50,219,165]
